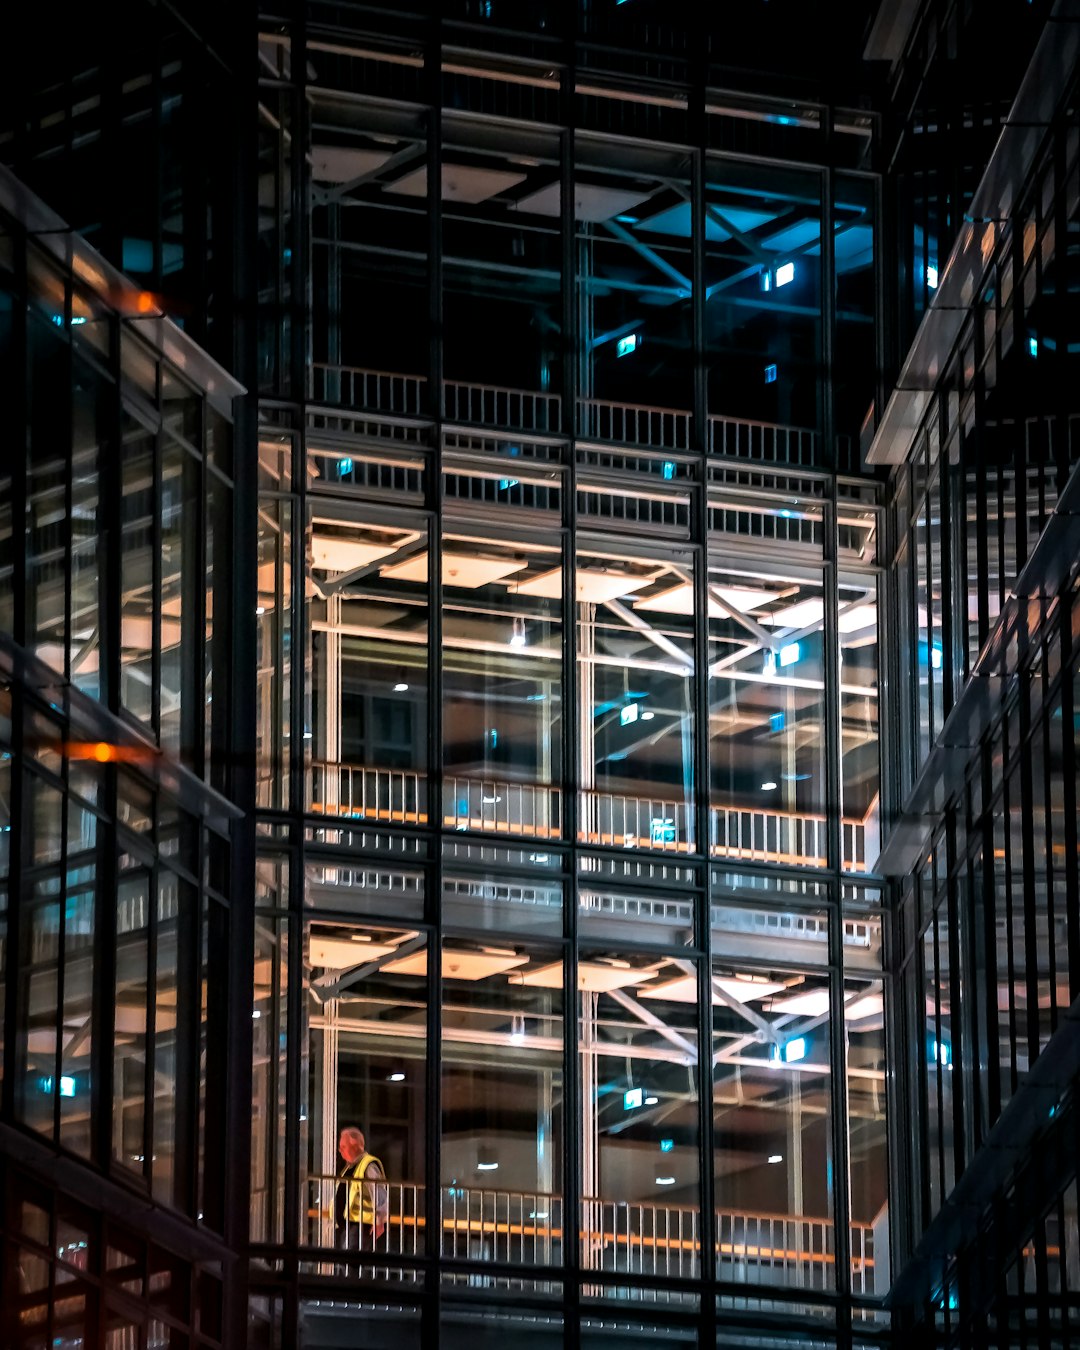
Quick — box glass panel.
[308,508,429,828]
[120,413,156,726]
[70,355,103,701]
[26,312,70,674]
[577,143,694,431]
[152,871,181,1204]
[442,529,562,839]
[309,101,429,410]
[839,575,880,874]
[846,975,888,1298]
[711,960,833,1290]
[442,941,564,1265]
[578,544,695,855]
[442,868,563,937]
[705,160,822,459]
[707,514,830,869]
[256,491,291,811]
[60,803,96,1156]
[583,950,701,1282]
[833,173,877,462]
[442,120,563,420]
[252,907,289,1244]
[160,441,199,762]
[304,921,427,1254]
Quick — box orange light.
[135,292,155,314]
[92,742,113,762]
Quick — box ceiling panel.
[384,948,528,980]
[309,937,399,969]
[636,582,781,619]
[381,551,528,588]
[312,535,399,572]
[641,974,787,1004]
[513,567,652,603]
[312,145,392,184]
[512,181,654,222]
[516,960,652,992]
[385,163,526,203]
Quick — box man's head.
[339,1126,365,1164]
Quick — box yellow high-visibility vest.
[347,1152,385,1225]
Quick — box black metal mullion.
[422,23,445,1347]
[821,139,853,1330]
[691,105,715,1321]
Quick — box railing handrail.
[311,360,429,385]
[305,1174,870,1234]
[310,363,820,457]
[580,394,691,418]
[707,410,816,439]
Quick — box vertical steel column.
[821,131,853,1347]
[559,21,582,1339]
[222,4,261,1344]
[690,84,716,1335]
[1,221,28,1121]
[422,16,445,1347]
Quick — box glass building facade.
[0,2,1078,1347]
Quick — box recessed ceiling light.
[655,1176,676,1186]
[768,1154,783,1164]
[393,682,409,692]
[387,1072,405,1082]
[761,781,778,791]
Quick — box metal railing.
[444,775,562,839]
[709,804,867,873]
[310,363,427,417]
[583,1196,701,1280]
[302,1177,877,1292]
[443,379,562,434]
[309,760,426,826]
[579,397,691,451]
[579,789,695,854]
[708,414,818,466]
[308,364,826,466]
[308,762,868,869]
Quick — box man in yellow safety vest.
[335,1126,388,1249]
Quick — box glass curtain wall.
[253,21,884,1336]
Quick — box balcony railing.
[303,1177,877,1292]
[308,363,820,466]
[308,762,869,870]
[708,414,818,467]
[578,397,691,452]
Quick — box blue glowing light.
[624,1087,644,1110]
[1029,336,1039,357]
[616,333,640,357]
[662,461,676,480]
[764,363,778,384]
[660,1139,674,1153]
[650,817,676,845]
[498,478,519,490]
[339,458,353,476]
[770,1037,807,1066]
[778,641,801,668]
[620,702,639,726]
[769,711,786,733]
[926,264,939,289]
[775,261,795,287]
